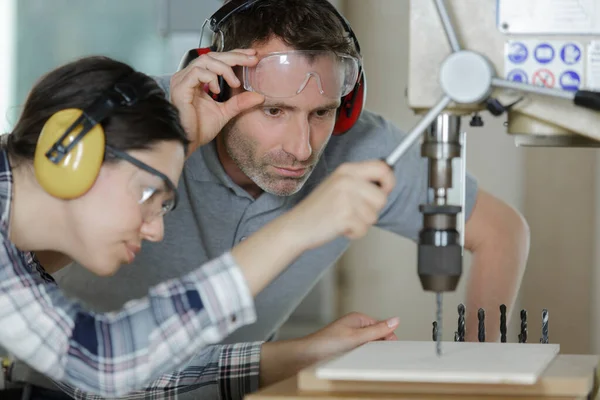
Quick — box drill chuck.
[418,204,462,292]
[418,233,462,291]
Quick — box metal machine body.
[385,0,600,354]
[408,0,600,146]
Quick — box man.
[43,0,528,399]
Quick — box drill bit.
[432,321,438,341]
[457,303,465,342]
[500,304,507,343]
[540,309,549,343]
[478,308,485,342]
[435,292,442,356]
[518,309,527,343]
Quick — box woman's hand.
[299,312,399,360]
[231,160,395,296]
[259,312,399,388]
[284,160,396,252]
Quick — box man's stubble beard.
[222,120,329,197]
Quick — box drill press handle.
[490,78,600,112]
[574,90,600,112]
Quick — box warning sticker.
[532,69,555,88]
[498,0,600,35]
[504,40,585,91]
[587,41,600,90]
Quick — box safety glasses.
[242,50,360,99]
[106,146,178,222]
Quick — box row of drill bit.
[431,304,549,343]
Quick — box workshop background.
[0,0,597,356]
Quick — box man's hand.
[170,48,265,156]
[259,312,399,388]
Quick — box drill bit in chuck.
[436,292,442,356]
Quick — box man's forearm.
[464,212,530,342]
[461,190,531,342]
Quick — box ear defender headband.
[178,0,366,135]
[34,74,145,199]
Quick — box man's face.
[222,38,344,196]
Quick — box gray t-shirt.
[26,76,478,398]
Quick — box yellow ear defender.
[33,76,141,199]
[34,109,106,199]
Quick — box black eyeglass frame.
[106,145,179,212]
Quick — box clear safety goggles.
[106,146,178,222]
[242,50,360,99]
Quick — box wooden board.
[315,342,560,385]
[248,373,594,399]
[296,354,600,398]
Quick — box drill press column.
[418,113,463,292]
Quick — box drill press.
[383,0,600,356]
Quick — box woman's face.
[67,140,185,276]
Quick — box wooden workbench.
[246,355,600,400]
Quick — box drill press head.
[417,114,463,293]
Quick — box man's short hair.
[215,0,359,58]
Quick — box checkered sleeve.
[0,242,257,398]
[217,341,263,400]
[57,341,264,400]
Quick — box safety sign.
[561,43,581,65]
[507,69,528,83]
[507,42,528,64]
[504,40,584,91]
[534,43,554,64]
[532,69,555,88]
[559,71,580,91]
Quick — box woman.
[1,56,397,398]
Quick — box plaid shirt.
[0,147,264,399]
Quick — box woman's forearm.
[259,340,314,388]
[231,213,304,296]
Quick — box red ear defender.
[182,0,363,133]
[333,70,366,136]
[177,47,226,102]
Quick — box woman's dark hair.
[7,55,189,163]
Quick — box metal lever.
[385,96,451,166]
[433,0,460,53]
[491,77,600,112]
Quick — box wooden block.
[314,342,560,385]
[248,375,592,399]
[297,354,600,398]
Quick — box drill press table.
[246,343,600,400]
